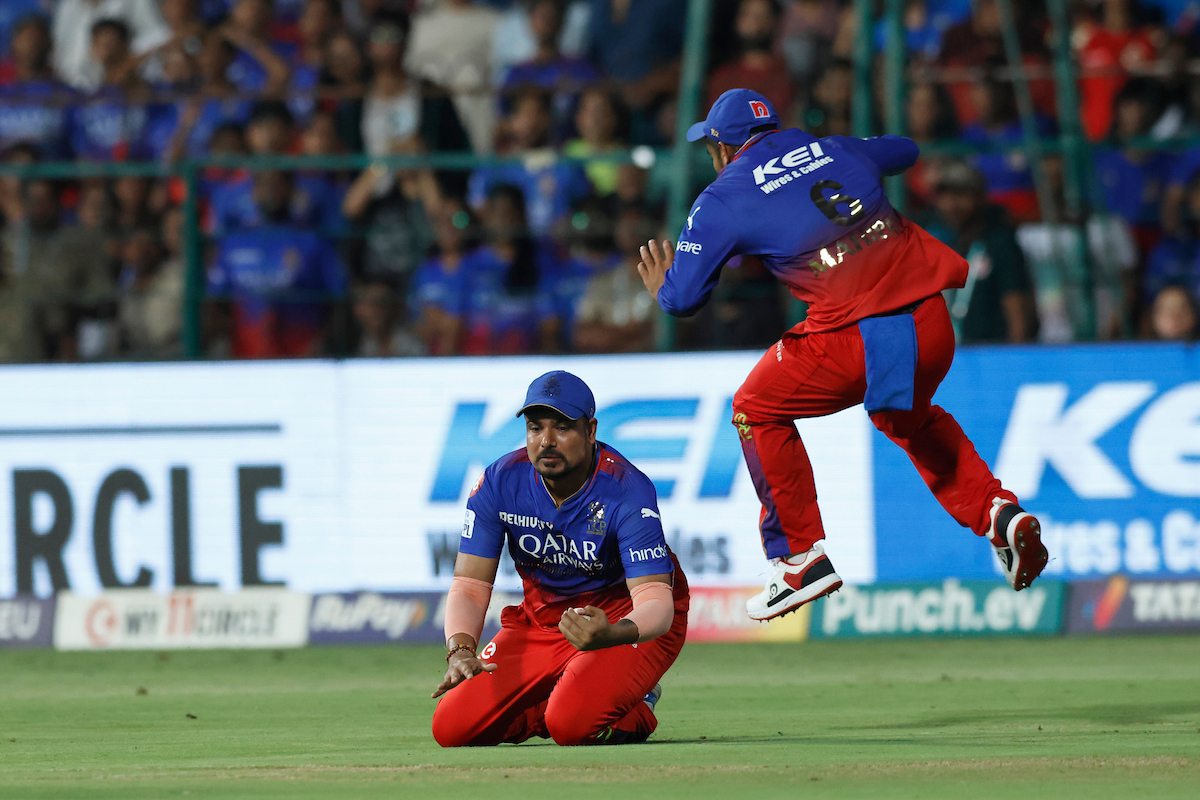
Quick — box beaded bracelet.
[445,643,476,662]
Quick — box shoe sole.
[749,573,843,622]
[1010,516,1048,591]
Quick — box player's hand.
[637,239,675,301]
[431,651,497,698]
[559,605,614,651]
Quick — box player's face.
[525,413,597,481]
[706,141,735,174]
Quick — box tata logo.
[753,142,825,185]
[677,241,703,254]
[995,381,1200,499]
[429,398,744,502]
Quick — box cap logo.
[710,127,718,137]
[541,375,561,397]
[749,100,770,119]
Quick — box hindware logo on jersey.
[753,142,832,189]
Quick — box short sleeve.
[614,481,673,579]
[460,468,506,559]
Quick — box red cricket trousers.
[732,293,1016,560]
[431,566,689,747]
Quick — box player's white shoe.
[746,542,842,621]
[986,498,1048,591]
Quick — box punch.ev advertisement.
[873,343,1200,583]
[0,355,874,597]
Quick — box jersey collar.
[536,446,601,510]
[730,129,780,164]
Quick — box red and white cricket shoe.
[986,498,1048,591]
[746,542,842,621]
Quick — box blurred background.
[0,0,1196,651]
[1,0,1199,361]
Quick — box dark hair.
[3,141,43,162]
[486,184,540,292]
[1113,76,1166,138]
[749,123,777,136]
[249,100,295,128]
[91,18,131,44]
[308,0,342,18]
[370,8,411,39]
[13,13,51,43]
[209,121,246,146]
[741,0,783,17]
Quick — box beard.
[533,451,574,480]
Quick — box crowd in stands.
[0,0,1198,364]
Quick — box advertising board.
[1065,575,1200,633]
[0,596,54,648]
[0,356,873,597]
[685,586,809,642]
[0,343,1195,597]
[872,344,1200,584]
[307,590,521,645]
[808,579,1065,639]
[53,588,311,650]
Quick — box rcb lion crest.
[585,501,607,537]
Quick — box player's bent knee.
[544,708,602,746]
[431,703,485,748]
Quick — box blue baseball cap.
[517,370,596,421]
[686,88,780,145]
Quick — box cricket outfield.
[2,636,1197,799]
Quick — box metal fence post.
[663,0,715,352]
[180,162,203,359]
[852,0,875,138]
[883,0,907,212]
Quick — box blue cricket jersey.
[661,128,967,333]
[460,443,674,601]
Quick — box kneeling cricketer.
[431,370,690,746]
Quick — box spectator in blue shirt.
[585,0,686,142]
[206,101,345,236]
[960,75,1056,223]
[207,169,347,358]
[470,87,590,236]
[70,19,153,162]
[220,0,292,96]
[1094,77,1174,248]
[539,194,620,351]
[0,14,75,160]
[412,197,479,355]
[289,0,340,125]
[152,31,256,163]
[460,183,558,355]
[1145,172,1200,308]
[502,0,598,131]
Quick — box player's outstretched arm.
[431,554,499,698]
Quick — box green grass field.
[2,636,1198,799]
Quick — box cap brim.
[686,121,711,143]
[516,402,586,421]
